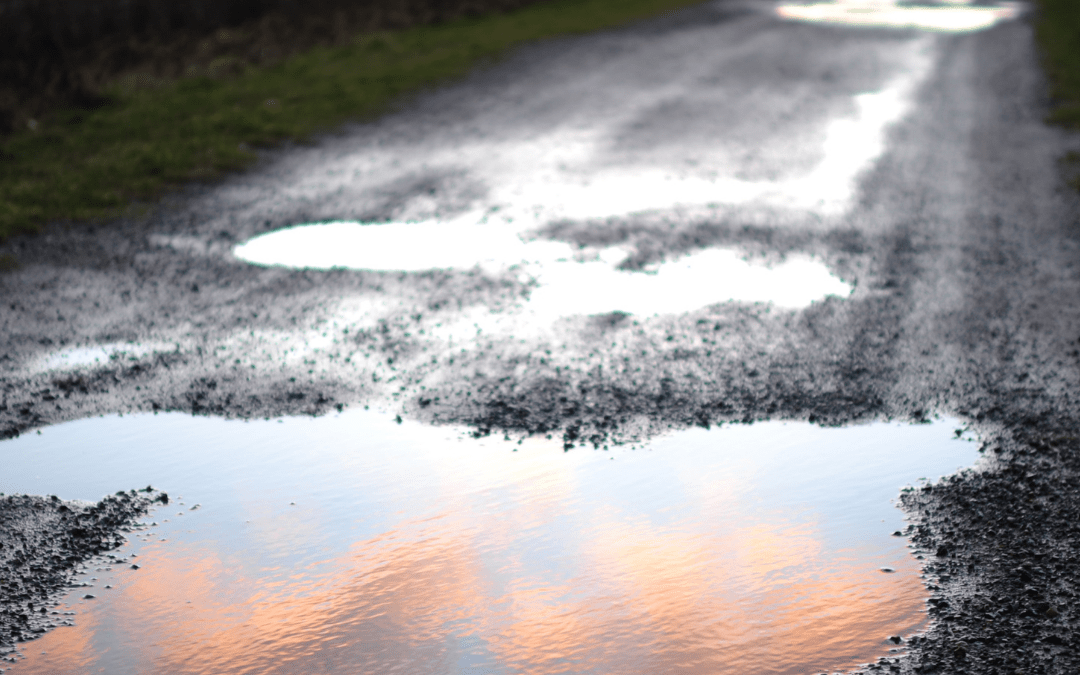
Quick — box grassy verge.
[1033,0,1080,188]
[0,0,706,241]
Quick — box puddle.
[1,412,978,674]
[231,33,938,314]
[235,224,852,313]
[776,0,1022,33]
[233,34,938,302]
[31,343,175,374]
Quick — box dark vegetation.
[0,0,706,241]
[1035,0,1080,128]
[1034,0,1080,186]
[0,0,543,135]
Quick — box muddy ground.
[2,1,1080,672]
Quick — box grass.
[0,0,707,241]
[1033,0,1080,188]
[1035,0,1080,128]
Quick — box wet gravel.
[2,1,1080,672]
[0,490,166,653]
[886,427,1080,675]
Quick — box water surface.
[776,0,1022,33]
[0,412,978,675]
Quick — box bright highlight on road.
[776,0,1022,33]
[228,24,940,316]
[32,342,175,374]
[234,221,853,313]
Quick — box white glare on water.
[32,342,176,374]
[234,222,853,313]
[776,0,1022,33]
[1,411,980,675]
[233,37,937,311]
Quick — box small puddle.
[235,223,852,313]
[776,0,1022,33]
[30,342,176,375]
[1,412,979,674]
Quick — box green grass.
[1035,0,1080,128]
[1034,0,1080,188]
[0,0,707,241]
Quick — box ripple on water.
[0,411,980,675]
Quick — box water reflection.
[233,33,937,307]
[776,0,1022,33]
[234,224,852,313]
[1,412,978,674]
[31,342,176,374]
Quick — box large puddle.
[1,412,978,674]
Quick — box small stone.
[130,564,140,570]
[889,636,903,644]
[880,567,896,573]
[82,595,95,600]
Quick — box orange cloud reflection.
[17,483,926,675]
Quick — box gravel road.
[3,1,1080,672]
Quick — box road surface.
[2,1,1080,672]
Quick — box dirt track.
[3,1,1080,672]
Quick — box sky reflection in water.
[2,412,978,674]
[235,223,852,313]
[776,0,1022,33]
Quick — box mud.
[2,1,1080,673]
[0,490,167,652]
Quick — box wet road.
[6,0,1075,441]
[3,0,1080,672]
